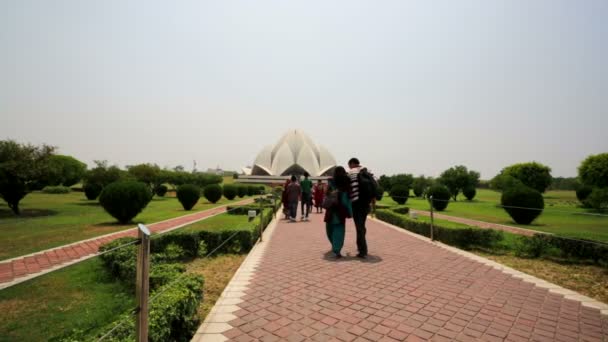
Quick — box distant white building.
[242,130,337,178]
[206,166,224,176]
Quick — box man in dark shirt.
[348,158,372,258]
[300,172,313,221]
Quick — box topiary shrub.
[501,185,544,224]
[376,186,384,201]
[412,183,425,197]
[390,184,409,205]
[247,185,256,196]
[177,184,200,210]
[463,187,476,201]
[576,185,593,204]
[427,185,451,211]
[204,184,223,203]
[99,181,152,223]
[223,184,237,200]
[42,185,71,194]
[585,188,608,211]
[155,185,168,197]
[84,183,102,200]
[237,185,247,198]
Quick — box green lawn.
[0,191,248,260]
[378,189,608,242]
[0,211,258,341]
[0,257,134,342]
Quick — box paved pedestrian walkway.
[197,209,608,341]
[0,199,253,289]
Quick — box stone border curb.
[191,211,281,342]
[371,217,608,316]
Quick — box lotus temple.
[239,130,337,184]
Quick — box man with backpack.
[348,157,378,259]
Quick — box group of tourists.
[281,158,377,259]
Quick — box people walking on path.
[313,179,325,213]
[348,157,377,259]
[324,166,352,258]
[300,172,313,221]
[284,175,301,222]
[281,179,291,220]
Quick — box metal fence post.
[429,196,435,241]
[259,197,264,242]
[136,224,151,342]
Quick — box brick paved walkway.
[219,210,608,341]
[0,199,253,289]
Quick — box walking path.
[194,209,608,342]
[0,199,253,290]
[407,209,541,237]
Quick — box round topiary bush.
[84,183,102,200]
[177,184,200,210]
[413,183,425,197]
[576,185,593,204]
[501,185,544,224]
[585,188,608,211]
[390,184,409,205]
[204,184,223,203]
[376,186,384,201]
[463,186,476,201]
[223,184,237,200]
[246,185,256,196]
[99,181,152,223]
[427,185,451,211]
[155,185,168,197]
[237,185,247,198]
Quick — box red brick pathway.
[224,212,608,341]
[0,199,252,288]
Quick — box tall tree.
[578,153,608,188]
[127,163,162,193]
[0,140,55,215]
[43,155,87,187]
[492,162,552,193]
[439,165,480,201]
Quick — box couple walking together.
[325,158,375,259]
[282,158,376,259]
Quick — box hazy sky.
[1,0,606,178]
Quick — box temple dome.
[249,130,336,177]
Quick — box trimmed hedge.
[204,184,222,203]
[177,184,200,210]
[223,184,237,200]
[501,185,544,224]
[155,185,168,197]
[237,185,247,198]
[390,184,409,205]
[42,185,71,194]
[94,274,204,342]
[390,206,410,215]
[84,183,102,200]
[375,209,503,250]
[427,185,451,211]
[99,181,152,224]
[515,234,608,265]
[463,187,476,201]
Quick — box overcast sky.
[1,0,606,178]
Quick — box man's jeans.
[352,201,370,255]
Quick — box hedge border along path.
[0,198,255,290]
[203,209,607,342]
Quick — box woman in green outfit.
[324,166,353,259]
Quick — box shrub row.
[42,185,71,194]
[390,206,410,215]
[92,274,204,342]
[515,234,608,265]
[375,209,503,250]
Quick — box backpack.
[357,168,379,204]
